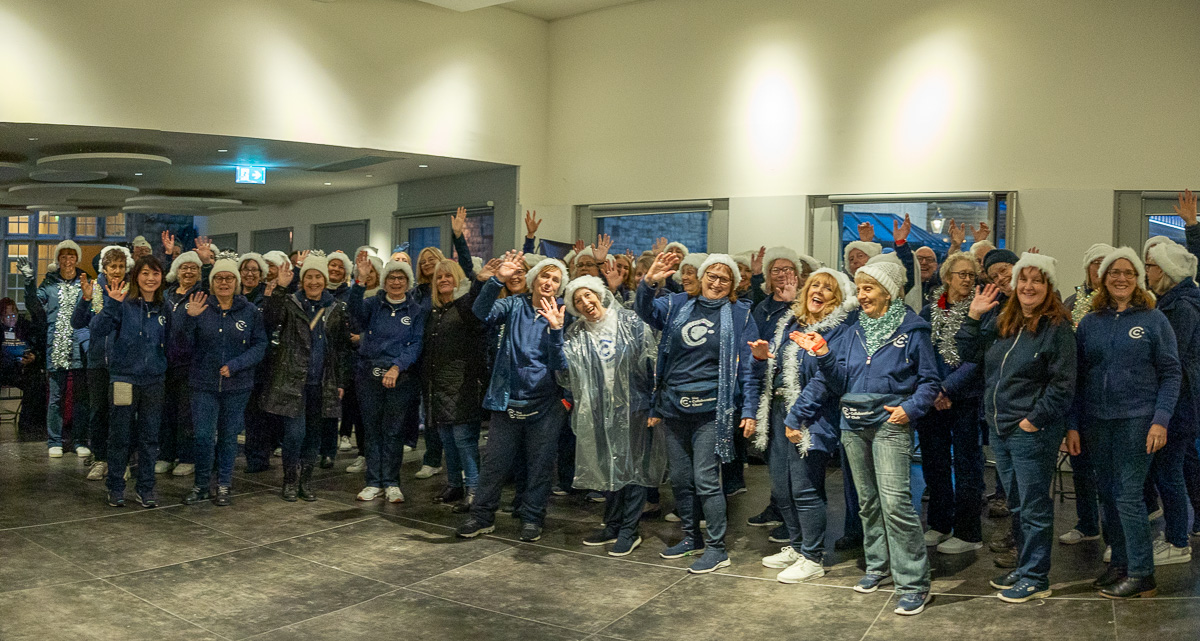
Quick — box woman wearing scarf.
[958,253,1076,602]
[792,260,940,615]
[744,268,858,583]
[635,251,759,574]
[180,259,267,506]
[916,252,985,554]
[560,276,663,556]
[1070,247,1181,598]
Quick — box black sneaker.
[456,517,495,538]
[519,522,543,542]
[747,507,783,528]
[319,456,335,469]
[213,486,232,507]
[1092,566,1127,589]
[609,534,642,557]
[835,534,864,551]
[585,491,607,503]
[989,569,1022,590]
[434,486,465,504]
[135,490,158,509]
[768,524,790,544]
[551,486,569,497]
[182,487,211,505]
[583,528,620,546]
[107,490,125,507]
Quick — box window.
[75,216,98,237]
[37,212,59,235]
[461,214,493,262]
[834,193,1009,266]
[596,211,709,255]
[252,227,293,254]
[393,205,494,261]
[4,243,30,307]
[312,220,368,256]
[408,227,441,258]
[7,215,30,235]
[105,213,126,237]
[1115,191,1189,249]
[37,243,57,278]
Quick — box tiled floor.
[1,426,1198,641]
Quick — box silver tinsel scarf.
[928,285,973,369]
[50,280,81,370]
[1071,286,1094,328]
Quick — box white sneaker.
[403,445,414,453]
[762,546,804,569]
[172,463,195,477]
[75,446,92,458]
[777,557,825,584]
[48,446,63,458]
[154,460,174,474]
[272,447,282,458]
[86,461,108,481]
[237,433,245,445]
[924,529,951,546]
[1103,546,1112,563]
[1153,539,1192,566]
[338,436,352,452]
[1148,508,1164,522]
[936,536,983,555]
[356,486,383,501]
[386,487,405,503]
[1059,528,1101,545]
[414,465,440,480]
[347,456,366,473]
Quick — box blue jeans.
[768,401,829,562]
[916,398,984,542]
[106,381,164,495]
[159,366,194,464]
[357,372,416,489]
[472,401,566,526]
[841,445,863,539]
[281,385,324,468]
[993,423,1061,585]
[1150,434,1190,547]
[603,484,647,539]
[47,369,89,449]
[439,423,481,489]
[841,423,931,594]
[191,389,251,489]
[1083,416,1156,578]
[1068,449,1101,537]
[663,413,727,551]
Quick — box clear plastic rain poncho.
[559,305,666,491]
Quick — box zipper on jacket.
[992,327,1022,436]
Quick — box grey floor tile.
[163,490,377,544]
[252,588,586,641]
[409,544,684,634]
[1115,597,1200,641]
[18,509,252,577]
[602,572,885,641]
[265,516,513,586]
[108,546,393,639]
[0,530,94,592]
[861,593,1115,640]
[0,579,224,641]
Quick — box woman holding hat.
[792,258,940,615]
[958,253,1076,602]
[180,259,266,506]
[636,251,759,574]
[1141,241,1199,566]
[1069,246,1181,598]
[260,254,352,502]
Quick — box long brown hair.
[614,254,636,290]
[996,279,1070,338]
[432,259,466,308]
[127,255,164,305]
[1092,275,1155,312]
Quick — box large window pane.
[7,215,30,235]
[408,226,440,258]
[461,214,494,261]
[37,212,59,235]
[839,200,997,264]
[595,211,708,255]
[75,216,97,237]
[1149,214,1187,244]
[105,213,126,237]
[5,243,30,307]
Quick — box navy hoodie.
[1144,281,1200,438]
[919,294,981,400]
[347,286,426,375]
[71,273,120,370]
[473,277,567,411]
[180,294,267,393]
[1074,305,1181,429]
[89,295,171,385]
[166,282,204,368]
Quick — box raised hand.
[968,283,1001,320]
[276,261,295,288]
[883,404,909,424]
[105,278,127,303]
[747,339,774,361]
[594,233,613,262]
[947,219,965,251]
[777,270,799,302]
[858,222,875,243]
[572,239,586,254]
[624,248,635,261]
[478,258,501,282]
[1176,189,1197,227]
[536,296,566,329]
[16,257,33,281]
[451,206,468,238]
[161,230,176,255]
[186,291,209,317]
[524,210,542,238]
[751,246,766,275]
[296,250,310,266]
[80,273,93,300]
[1027,246,1040,254]
[644,251,680,286]
[893,214,912,244]
[651,237,668,255]
[355,253,372,282]
[971,221,991,242]
[495,250,525,281]
[600,260,623,291]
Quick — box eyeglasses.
[385,274,409,282]
[704,274,732,285]
[1107,269,1138,280]
[948,271,976,280]
[576,260,598,268]
[241,266,261,274]
[213,275,237,284]
[769,266,796,275]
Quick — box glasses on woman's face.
[385,274,408,283]
[213,275,237,284]
[948,271,976,281]
[1107,269,1138,281]
[769,266,796,275]
[704,273,732,285]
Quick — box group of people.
[10,192,1200,617]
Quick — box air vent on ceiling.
[308,156,396,172]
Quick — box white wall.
[0,0,550,202]
[544,0,1200,281]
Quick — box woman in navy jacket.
[793,260,940,616]
[89,255,172,509]
[1069,247,1181,599]
[958,253,1076,603]
[347,258,426,505]
[180,259,267,506]
[635,251,759,575]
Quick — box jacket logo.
[682,319,715,347]
[843,406,874,420]
[507,408,538,419]
[400,316,412,326]
[680,396,716,408]
[1128,326,1145,339]
[892,334,908,348]
[372,367,384,377]
[598,338,616,361]
[235,320,247,332]
[158,316,166,326]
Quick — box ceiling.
[410,0,644,21]
[0,122,510,216]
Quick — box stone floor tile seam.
[163,505,381,547]
[585,573,692,640]
[13,528,103,580]
[98,577,239,641]
[400,585,596,636]
[397,546,518,588]
[491,537,690,574]
[235,587,408,641]
[857,591,896,641]
[0,486,275,533]
[0,576,97,595]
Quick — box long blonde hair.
[416,247,446,285]
[790,271,844,325]
[432,259,466,307]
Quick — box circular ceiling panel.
[203,205,258,214]
[0,162,26,183]
[36,152,172,172]
[125,195,243,207]
[29,169,109,183]
[6,182,139,206]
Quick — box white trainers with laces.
[762,546,803,569]
[356,486,383,501]
[48,446,63,458]
[172,463,195,477]
[338,436,352,452]
[1058,528,1100,545]
[414,465,440,480]
[75,446,92,458]
[386,487,405,503]
[347,456,366,473]
[777,557,825,584]
[1153,539,1193,566]
[923,529,951,546]
[86,461,108,481]
[154,460,174,474]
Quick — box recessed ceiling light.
[28,137,38,141]
[324,182,332,185]
[418,164,429,168]
[365,174,373,178]
[217,149,228,153]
